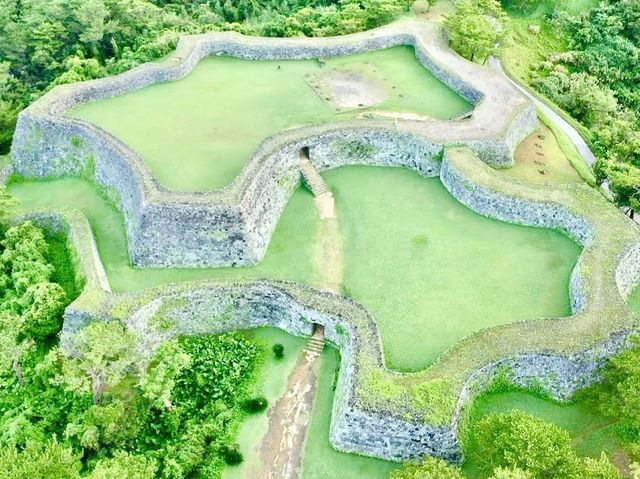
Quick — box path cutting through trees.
[256,154,343,479]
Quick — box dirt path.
[256,169,343,479]
[257,330,325,479]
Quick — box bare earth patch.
[310,69,388,110]
[257,347,322,479]
[504,123,584,185]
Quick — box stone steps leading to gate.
[299,152,330,197]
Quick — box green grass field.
[8,165,581,372]
[326,166,581,371]
[8,177,322,291]
[69,46,471,192]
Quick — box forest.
[444,0,639,211]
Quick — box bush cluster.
[0,222,267,478]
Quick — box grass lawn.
[7,177,321,292]
[629,286,640,318]
[327,166,580,371]
[504,118,584,185]
[69,46,471,192]
[9,165,581,372]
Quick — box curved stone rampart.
[11,19,538,267]
[40,145,638,463]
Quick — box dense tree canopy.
[444,0,507,63]
[528,0,640,210]
[391,457,464,479]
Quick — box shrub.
[242,396,268,413]
[489,467,532,479]
[89,451,158,479]
[220,445,243,466]
[272,343,284,360]
[391,456,464,479]
[594,337,640,427]
[474,411,576,478]
[174,334,259,413]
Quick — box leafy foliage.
[242,396,268,413]
[272,342,285,359]
[526,0,640,209]
[88,451,158,479]
[0,222,67,386]
[593,337,640,428]
[173,333,259,414]
[59,321,139,405]
[391,456,464,479]
[472,410,621,479]
[489,467,533,479]
[220,445,244,466]
[444,0,507,63]
[0,439,82,479]
[0,225,264,478]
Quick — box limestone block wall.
[440,153,593,247]
[52,142,640,463]
[309,128,442,178]
[104,282,465,463]
[10,19,539,268]
[452,330,632,435]
[616,241,640,298]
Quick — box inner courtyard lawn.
[326,166,580,370]
[9,165,580,372]
[68,46,471,191]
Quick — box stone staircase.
[304,327,325,361]
[299,151,330,197]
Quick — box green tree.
[89,451,157,479]
[0,222,67,383]
[575,453,621,479]
[474,411,577,478]
[594,159,640,217]
[64,399,148,450]
[137,340,190,410]
[444,0,507,63]
[391,456,464,479]
[60,321,139,405]
[489,467,533,479]
[594,337,640,426]
[0,439,82,479]
[0,188,18,221]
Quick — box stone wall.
[440,152,593,248]
[90,281,465,463]
[616,240,640,298]
[50,141,640,463]
[10,20,538,267]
